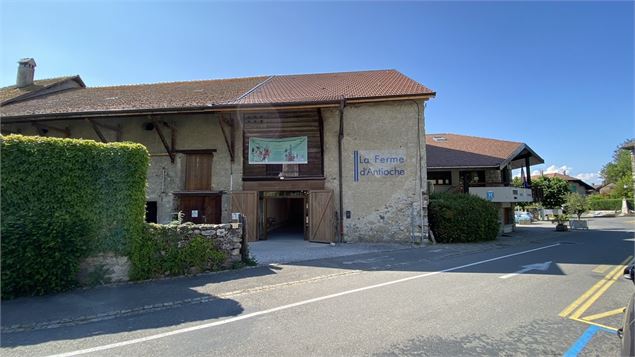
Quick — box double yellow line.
[559,255,632,331]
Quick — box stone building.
[1,63,435,244]
[425,133,544,234]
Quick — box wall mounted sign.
[249,137,308,164]
[353,150,406,182]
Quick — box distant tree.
[532,176,569,208]
[564,192,588,220]
[601,140,633,199]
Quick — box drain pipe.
[338,98,346,243]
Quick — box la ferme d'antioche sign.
[353,150,406,182]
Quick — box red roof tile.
[232,69,435,105]
[0,70,434,119]
[426,133,536,169]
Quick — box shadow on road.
[1,266,280,348]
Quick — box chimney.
[16,58,36,88]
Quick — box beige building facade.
[1,69,435,244]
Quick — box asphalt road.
[2,217,634,356]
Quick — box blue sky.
[1,1,633,184]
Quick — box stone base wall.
[78,222,243,284]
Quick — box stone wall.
[321,100,428,243]
[78,222,243,283]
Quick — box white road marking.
[499,261,553,279]
[48,243,561,357]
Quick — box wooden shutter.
[308,190,335,243]
[185,154,213,190]
[231,191,258,242]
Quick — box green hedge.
[588,198,634,211]
[130,223,226,280]
[1,135,148,298]
[428,192,500,243]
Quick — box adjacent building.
[530,172,596,196]
[1,62,435,244]
[426,133,544,233]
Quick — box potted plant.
[553,214,570,232]
[564,193,589,230]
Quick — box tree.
[532,176,569,208]
[601,141,634,199]
[564,192,588,220]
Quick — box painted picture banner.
[354,150,406,182]
[249,137,308,164]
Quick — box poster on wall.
[354,150,406,182]
[249,137,308,164]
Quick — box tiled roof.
[426,133,528,169]
[0,76,84,105]
[530,172,595,190]
[0,70,434,119]
[0,76,268,119]
[231,69,435,105]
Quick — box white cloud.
[544,165,573,175]
[575,172,601,185]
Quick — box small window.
[146,201,158,223]
[428,171,452,185]
[432,136,447,142]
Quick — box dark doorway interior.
[264,196,305,240]
[146,201,158,223]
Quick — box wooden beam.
[218,114,234,162]
[32,122,70,137]
[151,117,175,163]
[86,118,108,143]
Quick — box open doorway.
[262,192,306,241]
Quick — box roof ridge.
[273,68,396,78]
[426,132,522,145]
[87,75,270,89]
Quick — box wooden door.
[231,191,258,242]
[308,190,335,243]
[185,154,213,190]
[179,195,221,224]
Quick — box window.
[428,171,452,185]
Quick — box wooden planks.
[231,191,258,242]
[242,109,324,178]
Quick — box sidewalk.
[1,222,568,334]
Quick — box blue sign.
[354,150,406,182]
[486,191,495,201]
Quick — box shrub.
[564,193,588,220]
[587,198,635,211]
[1,135,148,298]
[428,192,500,243]
[130,223,227,280]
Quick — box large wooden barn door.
[231,191,258,242]
[308,190,335,243]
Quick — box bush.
[587,198,634,211]
[428,192,500,243]
[130,223,227,280]
[1,135,148,298]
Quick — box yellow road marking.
[582,307,626,321]
[570,257,633,319]
[559,255,632,318]
[570,317,619,332]
[592,265,610,273]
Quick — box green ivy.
[428,192,500,243]
[129,223,227,280]
[1,135,148,298]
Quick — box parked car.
[619,264,635,356]
[514,211,533,224]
